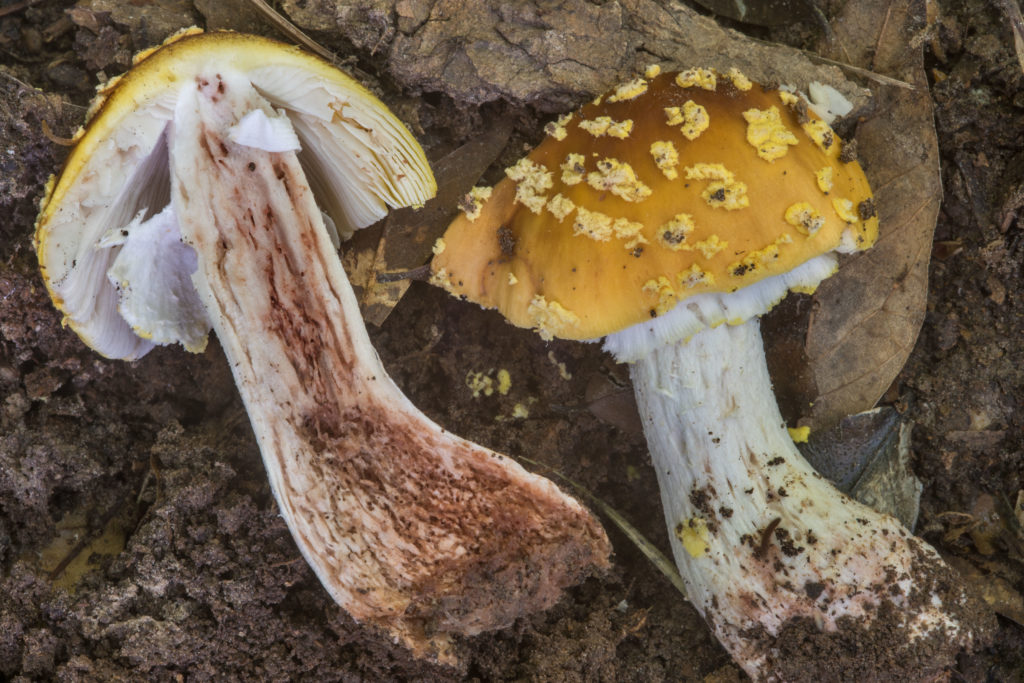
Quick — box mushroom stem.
[631,320,987,681]
[167,71,609,662]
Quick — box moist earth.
[1,0,1023,681]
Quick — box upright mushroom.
[432,68,992,679]
[35,29,610,662]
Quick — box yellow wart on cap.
[685,163,735,184]
[832,197,859,223]
[611,217,648,250]
[458,186,493,221]
[505,158,552,214]
[573,206,614,242]
[527,295,579,340]
[803,119,835,152]
[779,91,801,107]
[728,234,794,276]
[650,140,680,180]
[679,101,710,141]
[643,276,677,316]
[676,68,716,91]
[572,207,646,251]
[607,119,634,139]
[694,234,727,259]
[725,67,753,91]
[657,213,696,251]
[579,116,633,138]
[561,153,587,185]
[608,77,649,103]
[429,267,452,289]
[546,193,576,221]
[678,263,714,289]
[785,202,825,236]
[685,163,749,211]
[579,116,612,137]
[587,159,652,202]
[816,167,834,194]
[743,106,800,161]
[544,112,574,141]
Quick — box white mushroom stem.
[629,320,985,680]
[155,71,608,662]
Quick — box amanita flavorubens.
[34,29,610,663]
[432,67,993,679]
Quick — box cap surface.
[432,69,878,341]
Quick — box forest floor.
[1,0,1022,680]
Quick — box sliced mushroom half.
[35,29,610,662]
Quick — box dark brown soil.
[1,0,1022,681]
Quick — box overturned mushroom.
[432,68,993,679]
[35,29,610,662]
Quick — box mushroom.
[431,68,992,679]
[35,29,610,663]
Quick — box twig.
[41,119,76,146]
[742,34,915,90]
[244,0,337,64]
[375,264,431,283]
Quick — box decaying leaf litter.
[1,0,1022,680]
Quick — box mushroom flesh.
[35,29,610,662]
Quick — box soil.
[1,0,1023,681]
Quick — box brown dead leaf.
[803,0,940,430]
[351,118,513,325]
[585,365,643,435]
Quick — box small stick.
[375,264,431,283]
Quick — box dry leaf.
[803,0,940,429]
[354,119,513,325]
[585,366,643,435]
[800,407,922,529]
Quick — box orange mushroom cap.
[431,68,878,341]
